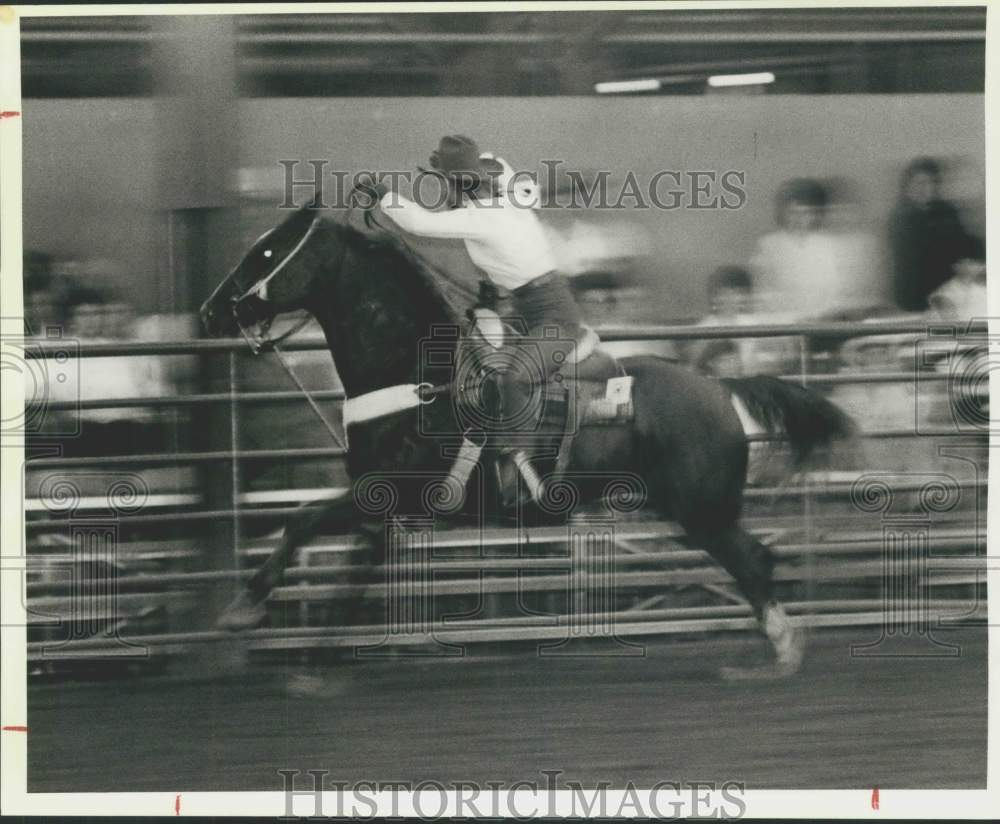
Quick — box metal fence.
[20,318,989,662]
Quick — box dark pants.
[497,272,583,450]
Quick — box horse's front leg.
[217,492,372,631]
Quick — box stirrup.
[433,433,485,513]
[511,450,546,503]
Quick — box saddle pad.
[581,376,636,425]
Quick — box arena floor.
[27,627,986,793]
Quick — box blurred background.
[20,7,985,323]
[19,6,987,674]
[19,9,990,791]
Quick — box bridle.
[230,214,328,355]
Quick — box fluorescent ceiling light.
[594,78,661,94]
[707,71,776,87]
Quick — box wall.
[23,94,984,318]
[22,99,160,311]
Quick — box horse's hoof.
[720,604,806,681]
[719,633,805,681]
[773,627,805,675]
[216,593,267,632]
[762,601,805,675]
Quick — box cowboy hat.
[427,135,503,183]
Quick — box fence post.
[799,333,817,613]
[183,346,243,660]
[229,350,242,582]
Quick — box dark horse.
[201,203,854,677]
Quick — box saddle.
[456,304,636,506]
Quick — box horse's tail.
[722,375,856,467]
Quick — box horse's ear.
[280,199,318,232]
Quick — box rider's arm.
[379,193,491,240]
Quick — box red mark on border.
[2,725,28,732]
[0,111,20,119]
[175,794,181,815]
[871,787,879,810]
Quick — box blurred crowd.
[22,154,985,468]
[679,156,985,381]
[23,251,195,458]
[670,156,987,462]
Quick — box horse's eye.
[263,249,273,258]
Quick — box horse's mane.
[329,205,484,326]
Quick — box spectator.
[23,250,74,333]
[928,258,987,320]
[689,266,752,377]
[750,178,872,321]
[57,295,166,457]
[889,157,984,312]
[695,339,744,379]
[704,265,754,322]
[65,293,112,339]
[24,250,56,310]
[824,177,890,315]
[687,266,792,377]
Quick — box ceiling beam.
[608,31,985,44]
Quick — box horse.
[200,201,855,677]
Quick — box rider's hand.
[351,174,390,209]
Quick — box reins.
[269,339,350,453]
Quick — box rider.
[375,134,587,501]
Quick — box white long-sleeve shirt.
[379,192,557,291]
[750,229,880,319]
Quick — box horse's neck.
[310,236,455,399]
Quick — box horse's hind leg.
[692,523,804,676]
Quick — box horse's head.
[202,194,475,401]
[200,202,332,345]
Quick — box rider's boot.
[437,432,485,513]
[510,449,546,503]
[493,368,549,506]
[217,589,268,632]
[762,601,804,675]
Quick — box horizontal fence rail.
[27,602,988,660]
[21,429,985,472]
[20,317,991,358]
[32,368,962,415]
[23,475,988,532]
[25,532,986,596]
